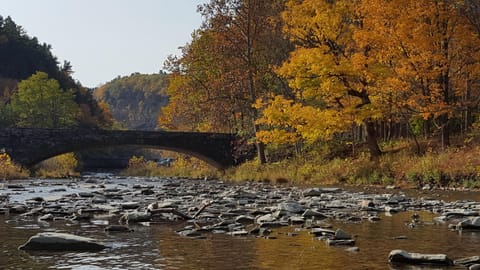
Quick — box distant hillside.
[94,72,169,130]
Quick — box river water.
[1,176,479,270]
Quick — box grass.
[120,155,220,179]
[121,135,480,189]
[226,139,480,188]
[34,153,80,178]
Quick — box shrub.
[35,153,79,178]
[0,152,29,179]
[122,154,220,179]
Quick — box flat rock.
[228,230,249,236]
[302,209,327,219]
[278,202,305,213]
[455,256,480,267]
[7,184,25,189]
[19,232,106,251]
[326,239,355,246]
[320,188,342,193]
[119,211,151,223]
[334,229,352,240]
[303,188,323,197]
[388,250,453,266]
[311,228,335,237]
[105,225,133,232]
[457,217,480,230]
[256,213,276,224]
[120,201,140,210]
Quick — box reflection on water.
[1,211,479,270]
[1,179,480,269]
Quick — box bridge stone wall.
[0,128,237,169]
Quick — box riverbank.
[121,140,480,189]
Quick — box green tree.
[8,71,79,128]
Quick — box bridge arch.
[0,128,237,170]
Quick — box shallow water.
[1,178,479,270]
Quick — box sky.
[0,0,207,88]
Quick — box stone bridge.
[0,128,243,169]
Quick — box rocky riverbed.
[1,175,480,269]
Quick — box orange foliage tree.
[358,0,480,149]
[258,0,480,158]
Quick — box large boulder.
[19,232,106,251]
[388,250,453,266]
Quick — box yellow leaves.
[256,95,350,145]
[0,152,28,180]
[0,152,12,167]
[127,156,148,170]
[255,95,298,128]
[272,0,393,149]
[36,153,79,178]
[256,129,299,145]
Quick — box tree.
[358,0,480,149]
[272,0,384,158]
[460,0,480,36]
[159,0,292,163]
[8,71,79,128]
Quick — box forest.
[153,0,480,186]
[161,0,480,158]
[94,72,169,130]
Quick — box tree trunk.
[439,114,450,150]
[253,123,267,164]
[365,120,382,159]
[245,0,266,164]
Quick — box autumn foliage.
[261,0,480,157]
[0,152,28,180]
[160,0,480,163]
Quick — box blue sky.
[0,0,206,87]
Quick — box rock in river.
[19,232,106,251]
[455,256,480,267]
[456,217,480,230]
[388,249,454,266]
[105,225,133,232]
[119,211,151,223]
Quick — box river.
[1,176,479,270]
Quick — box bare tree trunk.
[439,114,450,150]
[365,120,382,159]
